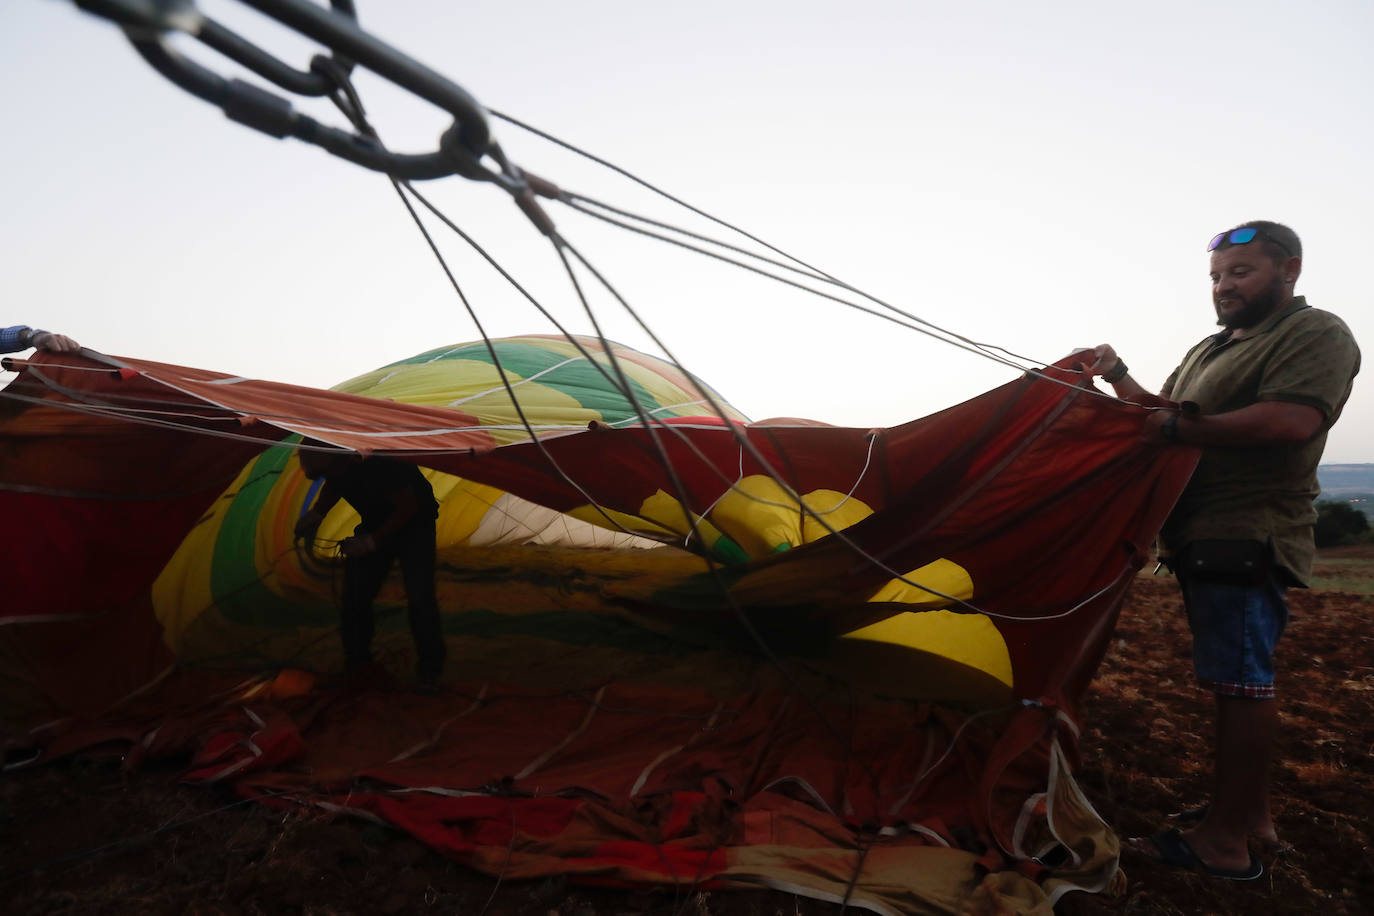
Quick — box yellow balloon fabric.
[149,334,1008,700]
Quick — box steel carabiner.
[73,0,494,182]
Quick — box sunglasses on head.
[1207,227,1293,258]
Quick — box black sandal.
[1131,827,1264,881]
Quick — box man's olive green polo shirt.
[1159,296,1360,585]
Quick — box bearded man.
[1083,220,1359,879]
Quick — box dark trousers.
[340,520,445,682]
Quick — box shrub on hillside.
[1315,499,1370,547]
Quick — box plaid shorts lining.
[1198,677,1276,699]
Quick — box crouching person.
[294,440,444,693]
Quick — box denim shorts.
[1177,572,1288,698]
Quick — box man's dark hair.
[1234,220,1302,264]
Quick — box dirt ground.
[3,551,1372,915]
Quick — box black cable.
[396,182,804,553]
[386,181,676,545]
[492,108,1059,374]
[566,192,837,286]
[394,127,1079,764]
[348,70,898,840]
[569,191,1055,372]
[398,182,675,410]
[400,181,778,557]
[489,108,818,274]
[316,68,695,550]
[561,197,1050,382]
[549,234,887,801]
[554,234,1014,615]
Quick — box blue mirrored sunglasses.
[1207,227,1292,257]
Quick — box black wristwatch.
[1160,412,1180,442]
[1101,358,1129,384]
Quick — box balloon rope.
[491,108,1119,396]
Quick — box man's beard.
[1215,277,1285,330]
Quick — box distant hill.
[1318,463,1374,518]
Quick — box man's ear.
[1283,255,1302,285]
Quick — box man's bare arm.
[1077,344,1175,408]
[1144,400,1324,447]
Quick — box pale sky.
[5,1,1372,459]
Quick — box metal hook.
[73,0,493,182]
